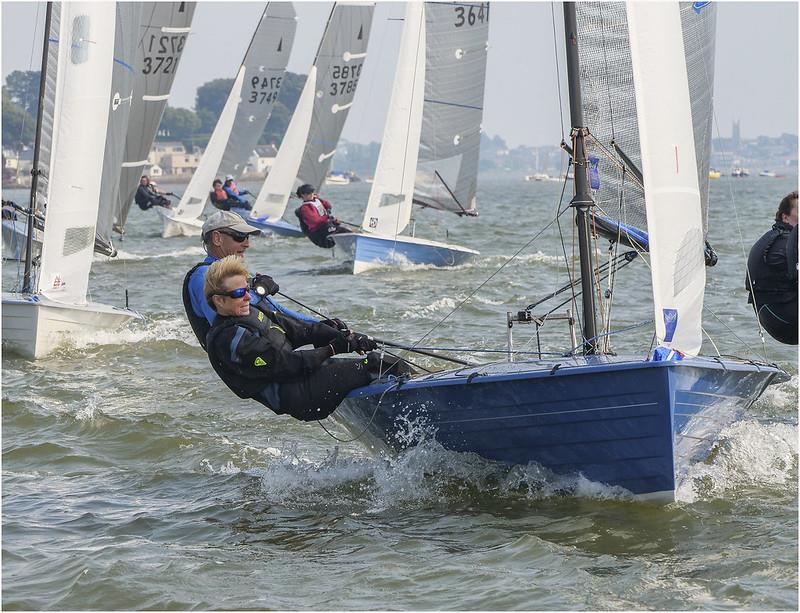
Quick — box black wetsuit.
[745,221,798,345]
[206,305,374,421]
[135,184,170,210]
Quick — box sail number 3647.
[454,3,489,27]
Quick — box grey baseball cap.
[201,211,260,239]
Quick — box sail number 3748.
[454,3,489,27]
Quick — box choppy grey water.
[2,175,797,610]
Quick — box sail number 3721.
[454,3,489,27]
[142,35,186,74]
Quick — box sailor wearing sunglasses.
[203,255,384,421]
[182,211,333,351]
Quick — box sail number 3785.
[454,3,489,27]
[329,63,364,97]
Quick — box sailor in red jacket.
[294,183,350,248]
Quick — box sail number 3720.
[454,3,489,27]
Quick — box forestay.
[627,1,705,355]
[95,4,143,252]
[218,3,297,180]
[575,2,715,238]
[36,2,115,304]
[252,2,375,221]
[175,3,296,221]
[114,2,196,233]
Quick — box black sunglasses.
[214,287,249,299]
[217,229,251,243]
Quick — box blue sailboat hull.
[235,212,304,237]
[332,233,480,274]
[334,355,783,501]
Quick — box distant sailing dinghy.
[158,2,296,238]
[332,2,488,274]
[242,2,375,237]
[332,2,786,502]
[2,2,143,359]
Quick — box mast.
[23,1,53,294]
[563,3,598,355]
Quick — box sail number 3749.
[454,3,489,27]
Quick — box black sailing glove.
[321,317,349,333]
[250,274,279,297]
[329,332,352,355]
[348,332,377,354]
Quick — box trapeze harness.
[745,221,798,345]
[295,198,341,249]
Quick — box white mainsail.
[173,3,297,222]
[358,2,425,237]
[627,1,705,355]
[37,2,116,303]
[251,2,375,221]
[360,1,489,236]
[114,2,196,233]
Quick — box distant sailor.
[222,174,253,210]
[135,175,173,211]
[294,184,351,248]
[745,190,798,345]
[182,211,325,351]
[204,255,389,421]
[210,179,236,211]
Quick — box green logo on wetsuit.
[254,357,267,367]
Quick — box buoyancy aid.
[745,221,798,305]
[226,181,241,196]
[182,261,212,350]
[214,185,228,202]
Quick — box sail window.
[380,193,405,207]
[70,15,91,64]
[673,228,704,296]
[62,226,94,256]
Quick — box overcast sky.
[2,1,797,147]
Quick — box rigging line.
[585,133,645,192]
[701,325,722,358]
[412,193,573,350]
[317,380,399,443]
[433,170,470,216]
[555,161,581,333]
[549,2,567,141]
[703,66,768,362]
[563,319,654,356]
[702,304,762,359]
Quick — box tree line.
[1,69,305,152]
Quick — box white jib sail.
[175,65,247,220]
[251,66,317,220]
[359,2,425,236]
[37,2,116,304]
[627,1,705,356]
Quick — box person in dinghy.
[745,190,798,345]
[221,174,253,210]
[204,255,412,421]
[294,183,351,248]
[135,175,174,211]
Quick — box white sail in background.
[251,2,375,221]
[114,2,196,233]
[218,2,297,179]
[627,1,705,355]
[175,3,297,221]
[173,66,247,221]
[37,2,116,303]
[95,3,143,252]
[360,1,489,236]
[359,2,425,236]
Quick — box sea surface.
[2,175,797,610]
